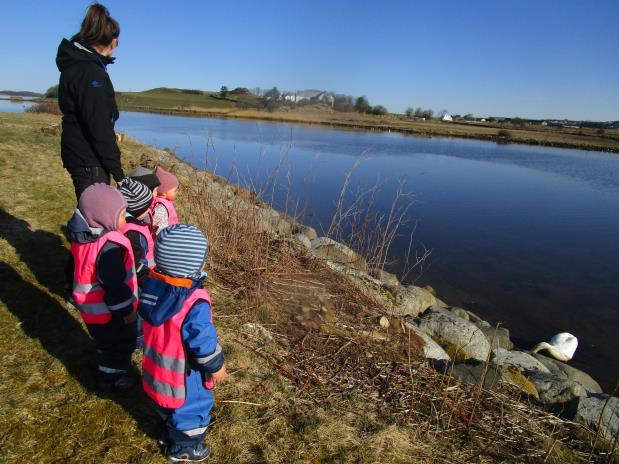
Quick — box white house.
[442,114,453,122]
[283,90,334,106]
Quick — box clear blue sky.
[2,0,618,120]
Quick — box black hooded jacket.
[56,38,124,181]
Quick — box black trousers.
[68,166,110,202]
[86,316,137,384]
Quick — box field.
[0,112,614,463]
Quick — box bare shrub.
[26,101,62,115]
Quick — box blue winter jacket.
[138,274,224,374]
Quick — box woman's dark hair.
[73,3,120,47]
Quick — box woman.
[56,4,125,201]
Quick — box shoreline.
[115,103,619,154]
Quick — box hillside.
[0,112,614,463]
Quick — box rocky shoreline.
[133,137,618,445]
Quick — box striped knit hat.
[119,178,153,218]
[154,224,208,278]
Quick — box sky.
[1,0,618,120]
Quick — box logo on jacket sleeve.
[90,80,102,88]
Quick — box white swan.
[531,332,578,362]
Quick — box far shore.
[113,104,619,154]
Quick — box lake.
[0,98,36,113]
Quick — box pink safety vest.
[152,197,179,228]
[71,231,138,325]
[142,287,213,409]
[123,221,155,269]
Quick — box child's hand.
[123,311,137,324]
[211,364,228,384]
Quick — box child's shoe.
[166,443,210,462]
[97,375,137,393]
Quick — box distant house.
[283,90,334,106]
[441,114,453,122]
[541,121,548,126]
[231,87,249,95]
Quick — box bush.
[45,85,59,99]
[333,96,354,112]
[26,101,62,115]
[181,89,202,95]
[497,129,512,141]
[371,105,388,116]
[354,96,370,113]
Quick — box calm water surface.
[113,112,617,391]
[0,98,35,113]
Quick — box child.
[151,166,179,234]
[139,224,227,461]
[67,183,138,392]
[128,165,161,197]
[120,178,155,283]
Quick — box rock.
[480,325,513,350]
[404,323,450,362]
[310,237,367,271]
[291,233,312,253]
[527,372,587,405]
[387,286,446,318]
[291,223,318,240]
[379,316,390,328]
[492,348,550,373]
[447,306,469,320]
[416,307,491,362]
[464,310,490,328]
[448,361,502,391]
[41,123,60,136]
[574,393,619,443]
[531,353,602,393]
[500,367,539,399]
[255,208,292,236]
[423,284,437,296]
[243,322,273,341]
[370,269,400,287]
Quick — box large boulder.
[492,348,550,374]
[416,307,491,362]
[448,361,502,391]
[387,287,446,318]
[531,353,602,393]
[479,325,513,350]
[310,237,367,271]
[291,222,318,240]
[527,372,587,405]
[405,323,450,362]
[370,269,401,287]
[573,393,619,443]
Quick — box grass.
[0,112,616,463]
[108,87,619,153]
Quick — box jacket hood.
[67,208,105,244]
[56,38,115,72]
[138,274,205,327]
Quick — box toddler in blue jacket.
[139,224,227,462]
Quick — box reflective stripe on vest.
[71,231,138,325]
[123,222,155,269]
[152,197,179,227]
[141,288,212,409]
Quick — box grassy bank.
[110,88,619,153]
[0,112,614,463]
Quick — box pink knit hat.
[155,166,179,194]
[78,183,127,231]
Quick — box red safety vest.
[151,197,179,228]
[142,275,213,409]
[123,221,155,269]
[71,231,138,325]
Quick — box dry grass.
[0,112,615,463]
